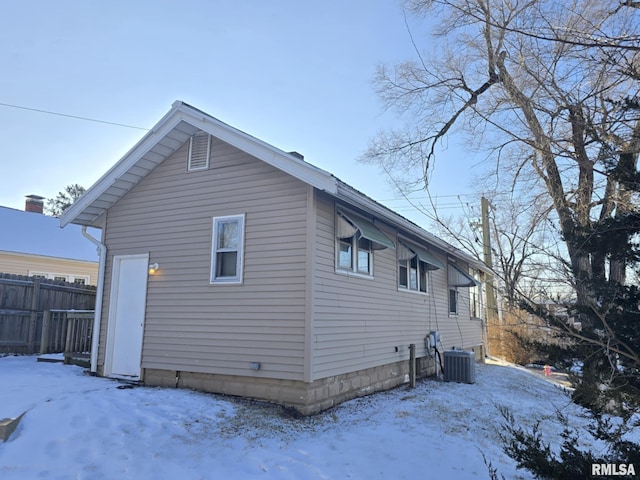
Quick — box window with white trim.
[338,234,373,275]
[337,213,364,273]
[448,263,479,316]
[211,214,245,284]
[335,210,395,277]
[397,240,443,293]
[398,255,428,292]
[188,131,211,171]
[469,269,481,318]
[28,271,89,284]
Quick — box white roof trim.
[61,101,337,227]
[59,101,488,274]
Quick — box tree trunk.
[609,152,636,285]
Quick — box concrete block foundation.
[143,355,438,415]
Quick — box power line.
[377,190,526,204]
[377,193,478,202]
[0,102,150,131]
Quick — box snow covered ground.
[0,355,609,479]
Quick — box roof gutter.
[82,226,106,374]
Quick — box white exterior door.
[105,254,149,380]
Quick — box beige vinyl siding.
[311,193,482,380]
[440,265,483,348]
[453,287,483,345]
[0,251,98,284]
[99,137,308,381]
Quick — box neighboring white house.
[61,101,490,414]
[0,200,99,285]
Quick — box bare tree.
[362,0,640,315]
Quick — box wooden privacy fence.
[0,274,96,354]
[40,310,94,354]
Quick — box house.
[0,197,99,285]
[61,101,489,414]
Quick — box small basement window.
[188,131,211,171]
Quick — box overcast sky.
[0,0,480,227]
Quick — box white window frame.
[398,256,429,294]
[337,235,373,276]
[29,271,91,284]
[335,214,374,278]
[469,269,482,318]
[72,276,90,285]
[397,240,430,294]
[29,271,49,280]
[210,214,245,284]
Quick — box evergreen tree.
[503,142,640,478]
[46,184,85,217]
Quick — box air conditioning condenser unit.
[444,350,476,384]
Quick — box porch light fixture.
[148,263,160,274]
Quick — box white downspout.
[82,226,106,374]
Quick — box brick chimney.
[25,195,45,214]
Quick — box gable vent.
[188,131,211,171]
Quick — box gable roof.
[60,101,337,228]
[60,101,487,272]
[0,206,99,263]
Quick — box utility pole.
[481,196,498,356]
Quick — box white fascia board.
[61,101,337,227]
[60,104,184,228]
[335,182,490,273]
[175,105,337,194]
